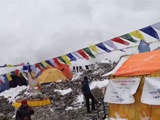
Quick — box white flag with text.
[104,78,140,104]
[141,77,160,105]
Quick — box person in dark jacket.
[81,76,96,113]
[15,99,34,120]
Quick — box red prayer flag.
[112,37,130,45]
[77,50,89,60]
[53,58,62,66]
[35,63,43,72]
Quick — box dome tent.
[37,68,69,84]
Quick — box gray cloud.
[0,0,160,73]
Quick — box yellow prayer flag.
[89,45,98,53]
[41,61,51,68]
[22,73,28,80]
[6,64,14,67]
[6,73,12,81]
[62,55,71,66]
[129,30,145,40]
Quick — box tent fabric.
[37,68,68,84]
[102,55,130,77]
[13,98,51,108]
[109,73,160,120]
[0,76,9,93]
[9,74,28,88]
[107,50,160,120]
[114,50,160,76]
[55,64,73,80]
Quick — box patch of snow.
[140,114,150,120]
[71,73,83,81]
[54,88,72,95]
[65,106,73,110]
[105,113,128,120]
[12,115,15,118]
[0,85,28,102]
[50,108,54,112]
[90,79,109,89]
[56,79,63,82]
[75,94,84,103]
[101,60,110,64]
[65,106,79,111]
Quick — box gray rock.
[0,114,6,120]
[0,62,113,120]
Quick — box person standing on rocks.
[81,76,97,113]
[15,99,34,120]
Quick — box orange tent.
[114,50,160,76]
[55,63,73,80]
[104,50,160,120]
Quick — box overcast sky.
[0,0,160,74]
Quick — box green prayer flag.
[120,34,137,43]
[57,56,66,64]
[39,63,46,69]
[83,47,95,58]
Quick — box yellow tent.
[103,50,160,120]
[37,68,68,84]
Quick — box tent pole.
[149,105,152,120]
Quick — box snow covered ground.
[0,85,28,102]
[0,79,109,102]
[0,78,127,120]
